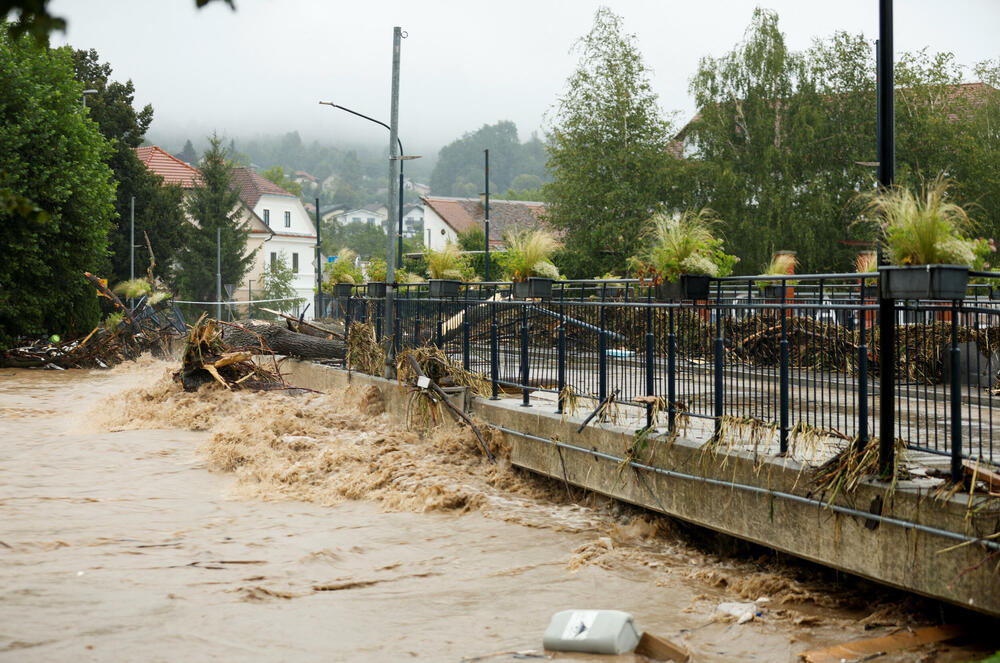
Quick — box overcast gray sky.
[50,0,999,153]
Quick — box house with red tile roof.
[420,195,548,251]
[229,167,318,318]
[134,147,318,319]
[135,146,203,189]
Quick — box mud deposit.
[0,358,993,661]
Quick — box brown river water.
[0,357,995,662]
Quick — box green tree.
[322,221,387,261]
[685,8,846,272]
[176,139,198,164]
[261,165,303,197]
[175,134,256,304]
[256,252,302,319]
[430,121,547,196]
[544,8,675,277]
[71,48,186,287]
[683,9,1000,273]
[0,26,116,346]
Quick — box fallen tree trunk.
[221,320,346,360]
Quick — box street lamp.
[81,89,97,107]
[318,101,420,270]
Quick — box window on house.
[352,216,361,224]
[292,253,299,273]
[367,216,374,225]
[270,251,276,266]
[263,209,270,226]
[284,211,291,228]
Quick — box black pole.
[315,197,322,317]
[877,0,896,476]
[484,149,490,282]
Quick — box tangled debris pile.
[175,316,288,392]
[1,272,182,369]
[175,315,350,391]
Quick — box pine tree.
[174,135,256,304]
[177,139,198,165]
[544,8,674,278]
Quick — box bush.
[0,27,116,346]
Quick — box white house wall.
[423,205,457,251]
[247,193,318,320]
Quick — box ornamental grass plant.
[425,242,471,280]
[499,228,561,281]
[859,175,976,267]
[630,208,737,284]
[323,248,363,287]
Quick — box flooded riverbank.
[0,358,994,661]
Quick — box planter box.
[681,274,711,299]
[862,284,879,298]
[989,287,1000,301]
[334,283,354,298]
[513,277,553,299]
[654,274,712,301]
[365,282,386,298]
[760,284,787,299]
[879,265,969,300]
[428,279,462,298]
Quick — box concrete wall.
[284,360,1000,618]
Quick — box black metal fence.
[337,273,1000,479]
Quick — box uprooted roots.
[175,316,286,392]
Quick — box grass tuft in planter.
[857,176,983,300]
[630,208,737,301]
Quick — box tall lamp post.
[81,89,97,107]
[318,101,420,269]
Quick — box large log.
[221,320,346,360]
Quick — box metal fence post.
[557,307,566,414]
[344,294,352,339]
[856,282,869,452]
[950,300,963,482]
[598,300,608,406]
[393,293,401,354]
[779,282,790,454]
[414,302,421,347]
[668,303,676,432]
[490,309,500,400]
[520,303,531,407]
[645,301,655,429]
[462,299,470,371]
[435,299,443,347]
[713,286,724,437]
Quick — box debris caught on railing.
[1,272,181,369]
[175,316,286,392]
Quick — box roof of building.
[230,167,296,210]
[293,169,318,183]
[421,196,548,247]
[134,146,203,188]
[338,207,386,217]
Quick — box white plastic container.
[542,609,641,655]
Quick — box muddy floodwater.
[0,358,994,662]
